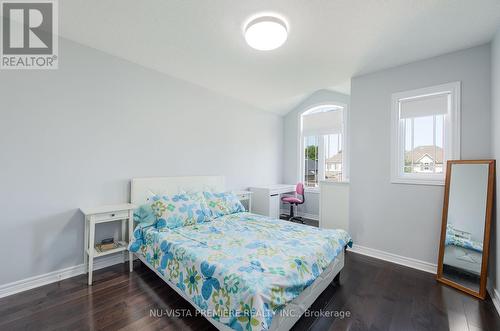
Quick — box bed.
[444,223,483,276]
[129,176,351,331]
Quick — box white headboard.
[130,176,225,205]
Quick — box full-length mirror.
[437,160,495,299]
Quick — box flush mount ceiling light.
[244,16,288,51]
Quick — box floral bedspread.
[129,212,352,331]
[445,223,483,252]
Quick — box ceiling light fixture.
[244,15,288,51]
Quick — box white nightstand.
[80,203,136,285]
[234,190,253,212]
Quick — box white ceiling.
[59,0,500,115]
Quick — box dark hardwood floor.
[279,215,319,227]
[1,252,499,331]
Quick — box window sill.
[391,177,444,186]
[319,180,350,185]
[304,181,350,193]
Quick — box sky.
[405,115,444,150]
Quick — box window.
[303,135,319,187]
[325,133,342,181]
[403,115,444,175]
[300,105,347,188]
[391,82,460,185]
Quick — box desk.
[249,184,296,219]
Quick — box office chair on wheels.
[281,183,305,224]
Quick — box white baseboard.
[350,244,500,315]
[487,283,500,316]
[2,241,499,318]
[348,244,438,274]
[280,209,319,221]
[0,254,126,299]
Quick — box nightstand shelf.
[80,203,136,285]
[90,240,128,257]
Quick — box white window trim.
[390,82,461,186]
[297,103,349,192]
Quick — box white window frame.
[390,82,461,186]
[298,103,349,192]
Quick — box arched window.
[299,104,347,188]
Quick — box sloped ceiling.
[59,0,500,115]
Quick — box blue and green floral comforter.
[445,223,483,252]
[129,212,352,331]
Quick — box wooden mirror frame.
[437,160,495,299]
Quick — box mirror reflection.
[442,163,489,293]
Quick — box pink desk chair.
[281,183,305,224]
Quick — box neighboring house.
[405,145,443,173]
[325,151,343,181]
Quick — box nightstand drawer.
[93,210,130,222]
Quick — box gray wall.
[491,28,500,294]
[0,39,283,286]
[283,89,350,217]
[350,44,491,264]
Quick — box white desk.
[249,184,296,219]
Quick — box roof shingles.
[405,145,443,164]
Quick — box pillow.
[202,191,229,218]
[133,204,157,225]
[132,193,169,225]
[183,191,212,222]
[223,192,246,214]
[203,191,245,218]
[135,193,212,230]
